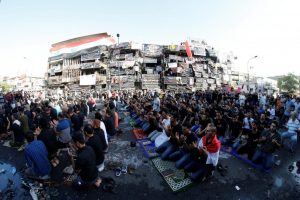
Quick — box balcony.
[62,76,80,83]
[96,74,107,84]
[48,76,62,85]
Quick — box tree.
[0,82,12,93]
[277,73,299,94]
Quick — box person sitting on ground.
[149,111,170,144]
[252,121,281,169]
[10,113,24,147]
[24,131,51,180]
[67,108,81,133]
[72,133,101,189]
[54,113,72,148]
[74,105,85,130]
[84,124,105,172]
[236,121,261,159]
[35,117,60,167]
[213,111,227,143]
[18,106,30,134]
[169,123,198,169]
[188,124,221,182]
[281,112,300,152]
[156,117,182,160]
[227,115,242,142]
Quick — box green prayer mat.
[152,157,193,192]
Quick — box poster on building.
[143,57,157,63]
[125,53,134,61]
[130,42,142,50]
[207,78,216,84]
[168,44,179,51]
[193,47,206,56]
[81,48,101,61]
[80,74,96,86]
[168,62,177,68]
[142,44,163,57]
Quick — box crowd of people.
[0,91,119,189]
[0,88,300,188]
[125,90,300,181]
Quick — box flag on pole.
[185,40,193,59]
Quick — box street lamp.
[247,55,258,91]
[117,33,121,91]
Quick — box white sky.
[0,0,299,78]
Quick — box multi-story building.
[47,33,116,93]
[1,75,45,91]
[47,34,228,92]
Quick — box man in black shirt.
[72,133,101,189]
[252,121,281,170]
[213,112,227,143]
[67,108,81,133]
[84,124,105,172]
[156,117,182,160]
[35,117,58,159]
[103,109,116,137]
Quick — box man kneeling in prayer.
[186,125,221,182]
[72,133,101,189]
[24,131,52,180]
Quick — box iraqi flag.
[185,40,193,59]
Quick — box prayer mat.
[221,146,271,173]
[132,128,147,140]
[152,157,193,192]
[137,138,159,159]
[125,116,136,127]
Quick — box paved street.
[0,110,300,200]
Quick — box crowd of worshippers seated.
[125,91,300,181]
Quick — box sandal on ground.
[51,158,60,167]
[115,167,122,177]
[121,165,127,174]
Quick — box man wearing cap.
[72,133,101,189]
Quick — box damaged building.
[47,33,228,93]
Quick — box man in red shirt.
[187,124,221,182]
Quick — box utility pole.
[117,33,121,91]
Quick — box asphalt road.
[0,109,300,200]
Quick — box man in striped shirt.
[281,112,300,152]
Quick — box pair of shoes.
[63,165,74,174]
[115,167,122,177]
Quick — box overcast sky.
[0,0,299,77]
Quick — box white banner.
[168,62,178,68]
[80,74,96,86]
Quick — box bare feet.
[51,157,60,167]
